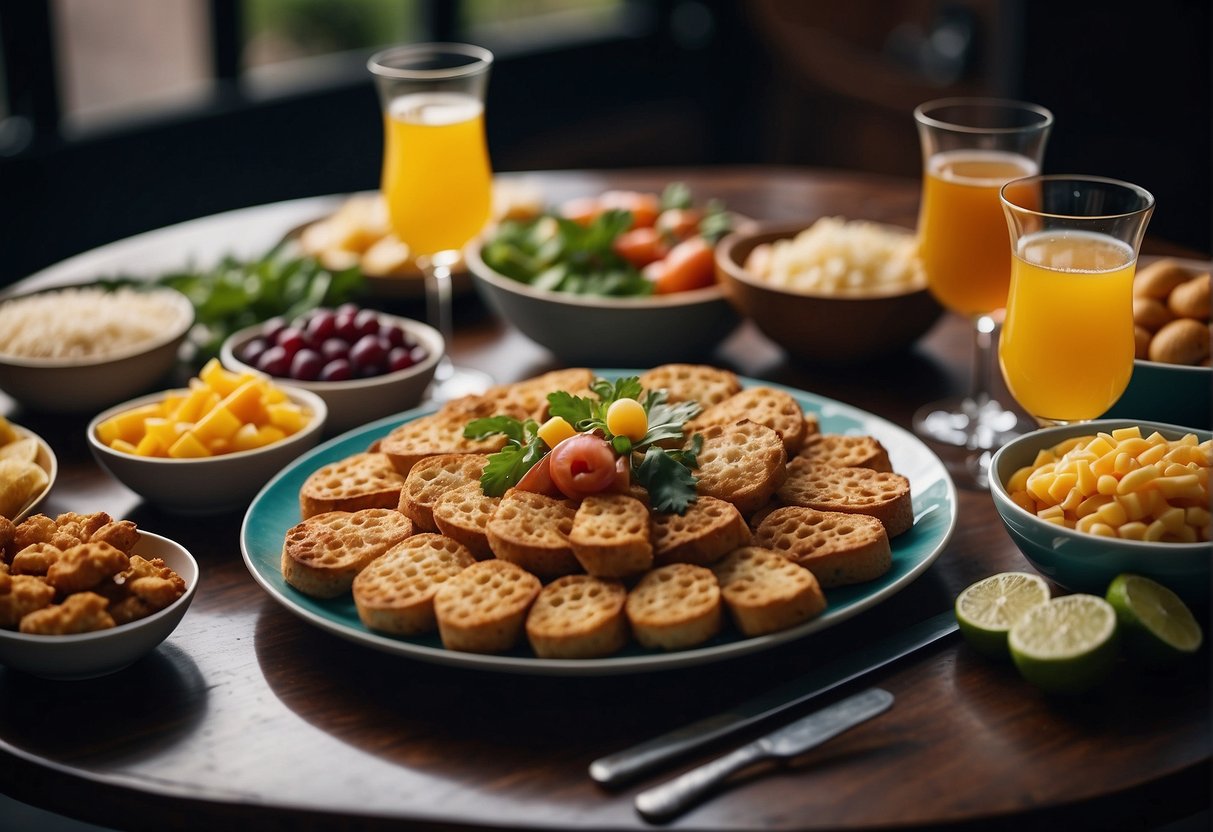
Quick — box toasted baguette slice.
[625,563,722,650]
[712,546,826,636]
[299,452,406,519]
[398,453,488,532]
[486,489,580,578]
[651,496,751,567]
[486,368,595,420]
[353,533,475,635]
[693,420,787,515]
[432,483,500,560]
[639,364,742,408]
[525,574,629,659]
[777,459,913,537]
[688,387,816,454]
[755,506,891,588]
[379,398,513,475]
[569,494,653,578]
[281,508,414,598]
[796,434,892,473]
[433,559,541,653]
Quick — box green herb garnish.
[464,375,703,513]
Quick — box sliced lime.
[955,572,1051,658]
[1009,594,1119,695]
[1106,574,1203,667]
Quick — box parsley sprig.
[463,376,703,513]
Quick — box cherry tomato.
[613,227,669,269]
[558,196,601,226]
[548,434,618,500]
[599,190,660,228]
[516,453,562,498]
[645,236,716,294]
[656,208,703,240]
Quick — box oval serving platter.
[240,372,957,676]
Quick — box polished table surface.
[1,168,1208,831]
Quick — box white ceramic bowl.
[219,313,443,434]
[0,531,198,680]
[0,286,194,412]
[989,419,1211,604]
[465,241,739,366]
[87,386,327,514]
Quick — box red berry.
[354,309,381,338]
[320,338,349,361]
[380,323,406,348]
[350,334,386,371]
[306,311,337,343]
[256,345,290,377]
[387,347,415,372]
[276,326,306,357]
[319,359,352,381]
[290,349,323,381]
[239,337,269,366]
[334,312,360,341]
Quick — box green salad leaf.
[469,416,545,496]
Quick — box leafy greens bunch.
[464,376,703,514]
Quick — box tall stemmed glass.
[369,42,494,401]
[912,99,1054,473]
[999,175,1155,426]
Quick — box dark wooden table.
[1,168,1208,832]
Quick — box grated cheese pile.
[745,216,926,294]
[0,287,189,360]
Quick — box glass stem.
[970,314,996,412]
[419,253,457,383]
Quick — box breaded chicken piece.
[19,591,115,634]
[89,520,141,553]
[129,576,185,610]
[10,542,62,576]
[45,542,130,595]
[0,574,54,627]
[13,514,56,551]
[53,512,113,547]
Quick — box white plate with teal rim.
[240,371,957,676]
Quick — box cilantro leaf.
[590,376,644,405]
[479,439,547,497]
[633,445,699,514]
[640,394,700,446]
[546,391,596,430]
[464,415,527,444]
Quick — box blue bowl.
[1104,360,1211,431]
[989,419,1211,604]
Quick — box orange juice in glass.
[1000,176,1155,426]
[382,92,492,257]
[911,99,1052,470]
[918,150,1038,316]
[369,43,494,401]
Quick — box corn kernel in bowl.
[96,359,311,458]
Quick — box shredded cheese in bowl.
[744,217,925,295]
[0,287,192,361]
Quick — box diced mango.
[172,386,217,423]
[110,438,138,454]
[99,404,162,445]
[221,379,269,425]
[192,405,243,445]
[167,431,212,459]
[267,403,308,435]
[134,433,162,457]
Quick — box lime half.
[955,572,1051,658]
[1106,574,1204,667]
[1009,594,1119,695]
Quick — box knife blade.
[590,608,957,787]
[634,687,895,823]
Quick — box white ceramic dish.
[465,242,740,366]
[0,531,198,680]
[0,286,194,412]
[240,372,958,676]
[220,312,444,435]
[8,423,58,523]
[87,386,327,514]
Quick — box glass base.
[426,362,493,403]
[913,395,1027,450]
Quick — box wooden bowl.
[715,223,943,364]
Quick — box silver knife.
[634,687,894,823]
[590,609,957,787]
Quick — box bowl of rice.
[0,285,194,412]
[716,218,943,364]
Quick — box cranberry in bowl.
[220,305,443,434]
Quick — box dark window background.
[1,0,1208,287]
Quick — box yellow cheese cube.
[199,358,248,397]
[221,379,269,425]
[267,403,308,435]
[134,433,162,457]
[110,438,139,455]
[101,404,162,445]
[173,386,218,423]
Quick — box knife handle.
[634,741,769,823]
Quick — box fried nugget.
[10,542,62,576]
[0,574,54,628]
[13,514,56,551]
[129,576,184,610]
[107,594,154,626]
[45,542,130,595]
[54,511,114,546]
[89,520,140,553]
[19,591,115,634]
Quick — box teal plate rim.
[240,371,958,676]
